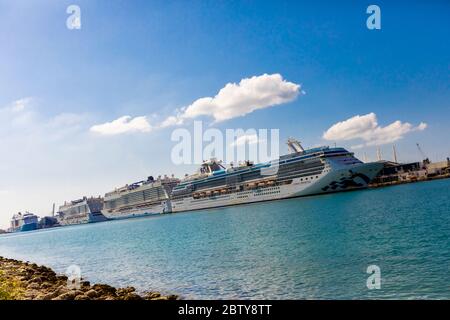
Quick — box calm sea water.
[1,179,449,299]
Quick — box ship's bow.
[310,161,385,194]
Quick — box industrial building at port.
[369,144,450,186]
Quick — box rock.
[27,282,40,290]
[30,276,44,283]
[123,293,143,301]
[38,273,54,282]
[151,296,169,300]
[117,287,136,296]
[24,292,37,299]
[143,292,178,300]
[17,275,30,282]
[0,256,177,302]
[56,275,68,282]
[144,292,161,299]
[85,289,99,298]
[40,281,53,289]
[52,291,77,300]
[34,293,47,300]
[51,284,69,297]
[34,287,62,300]
[74,290,85,297]
[81,281,90,287]
[92,284,117,295]
[37,266,51,274]
[41,291,60,300]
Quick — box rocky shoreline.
[0,256,178,300]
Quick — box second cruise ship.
[102,175,180,219]
[57,197,107,226]
[170,139,384,212]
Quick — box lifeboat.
[257,182,265,187]
[221,189,227,194]
[267,180,275,185]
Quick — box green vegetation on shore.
[0,256,178,300]
[0,270,24,299]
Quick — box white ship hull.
[57,214,90,226]
[171,162,384,213]
[101,201,170,220]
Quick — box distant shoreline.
[0,256,179,300]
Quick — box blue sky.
[0,0,449,227]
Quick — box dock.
[369,158,450,188]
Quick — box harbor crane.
[416,143,430,165]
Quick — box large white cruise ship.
[170,139,385,212]
[102,175,180,220]
[57,197,107,226]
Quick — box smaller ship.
[102,174,180,220]
[39,216,59,229]
[38,203,59,229]
[56,196,108,226]
[9,212,39,232]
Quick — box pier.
[369,158,450,188]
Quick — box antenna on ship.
[52,203,55,217]
[392,145,398,163]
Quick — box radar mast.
[286,138,305,154]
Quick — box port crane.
[416,143,430,165]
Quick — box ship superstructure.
[102,175,180,220]
[57,197,107,226]
[170,139,384,212]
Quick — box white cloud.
[230,134,260,147]
[161,73,301,126]
[90,115,152,135]
[323,113,427,147]
[89,73,302,135]
[159,114,184,128]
